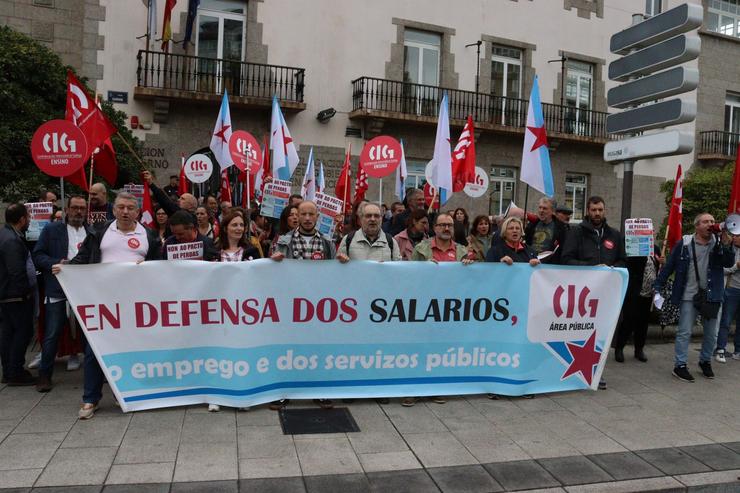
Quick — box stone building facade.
[4,0,723,229]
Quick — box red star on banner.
[527,125,548,152]
[561,331,601,385]
[214,124,231,144]
[282,128,293,153]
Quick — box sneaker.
[78,403,98,420]
[27,353,41,370]
[208,404,220,412]
[66,354,81,371]
[431,396,447,404]
[672,365,695,382]
[715,349,727,364]
[733,352,740,361]
[598,379,607,390]
[699,361,715,379]
[486,393,500,400]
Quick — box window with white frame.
[405,160,429,192]
[403,29,441,86]
[489,167,516,216]
[196,0,246,93]
[707,0,740,38]
[565,173,588,222]
[491,45,522,100]
[645,0,662,17]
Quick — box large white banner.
[57,261,627,412]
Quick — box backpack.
[344,230,395,257]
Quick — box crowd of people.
[1,178,738,420]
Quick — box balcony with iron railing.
[135,50,306,111]
[350,76,610,144]
[698,131,740,161]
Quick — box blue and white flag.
[395,139,408,200]
[429,93,452,205]
[209,91,234,170]
[521,76,555,197]
[270,97,300,181]
[301,148,316,202]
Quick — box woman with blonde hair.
[485,217,539,266]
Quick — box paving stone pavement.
[2,342,740,491]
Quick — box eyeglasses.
[435,223,454,229]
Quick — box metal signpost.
[605,3,703,226]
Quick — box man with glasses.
[32,196,91,392]
[337,203,401,262]
[53,192,161,419]
[411,213,470,262]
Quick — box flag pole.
[246,170,251,210]
[378,178,383,206]
[661,224,670,258]
[116,131,149,170]
[60,177,65,221]
[523,185,530,225]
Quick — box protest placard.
[260,179,292,219]
[123,184,145,209]
[25,201,54,241]
[165,241,204,260]
[624,218,654,257]
[314,192,343,237]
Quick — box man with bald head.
[88,183,114,226]
[270,201,335,410]
[143,171,197,216]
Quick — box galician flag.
[270,96,299,181]
[520,75,554,197]
[395,139,408,200]
[301,148,316,202]
[210,91,234,170]
[317,161,326,194]
[429,93,453,205]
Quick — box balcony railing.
[136,50,305,104]
[698,130,740,159]
[351,76,609,141]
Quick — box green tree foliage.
[660,162,735,239]
[0,26,143,203]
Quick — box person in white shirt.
[52,192,161,419]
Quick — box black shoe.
[699,361,715,379]
[598,378,607,390]
[615,347,624,363]
[7,372,36,386]
[314,399,334,409]
[36,375,52,393]
[673,365,695,382]
[375,398,390,405]
[634,348,648,362]
[341,398,355,403]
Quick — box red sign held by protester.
[359,136,402,178]
[424,182,440,209]
[31,119,88,177]
[228,130,262,174]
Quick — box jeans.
[82,335,105,404]
[717,287,740,353]
[0,300,34,379]
[675,300,719,366]
[39,301,67,378]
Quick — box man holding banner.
[52,192,161,419]
[337,203,400,263]
[271,200,335,410]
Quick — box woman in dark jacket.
[486,217,540,266]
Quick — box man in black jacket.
[0,204,36,386]
[561,196,626,268]
[524,197,567,264]
[162,210,219,261]
[561,196,626,390]
[53,192,161,419]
